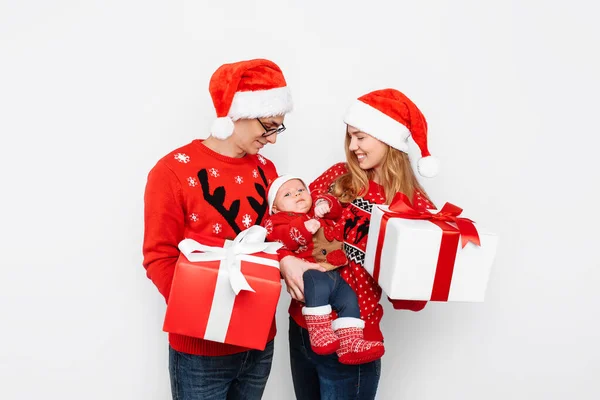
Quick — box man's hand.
[304,219,321,234]
[280,255,326,302]
[313,200,331,218]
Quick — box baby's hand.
[313,201,331,218]
[304,219,321,234]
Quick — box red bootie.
[332,317,385,365]
[302,305,340,355]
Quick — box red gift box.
[163,226,282,350]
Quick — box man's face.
[231,116,285,155]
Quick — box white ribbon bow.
[178,226,282,295]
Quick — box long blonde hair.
[332,134,430,205]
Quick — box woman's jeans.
[289,317,381,400]
[169,340,274,400]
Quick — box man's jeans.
[169,340,274,400]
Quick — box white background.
[1,1,599,399]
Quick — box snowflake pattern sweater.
[288,163,436,342]
[262,192,343,261]
[143,140,278,356]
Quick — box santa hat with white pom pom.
[343,88,439,178]
[208,59,293,139]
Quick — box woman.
[143,59,323,400]
[280,88,440,399]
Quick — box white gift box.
[364,204,498,302]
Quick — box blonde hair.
[332,134,430,205]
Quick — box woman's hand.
[280,255,326,302]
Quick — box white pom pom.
[417,156,440,178]
[210,117,234,139]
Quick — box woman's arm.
[388,298,428,311]
[309,162,348,196]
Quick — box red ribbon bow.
[386,193,481,249]
[372,192,481,301]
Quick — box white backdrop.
[1,1,599,399]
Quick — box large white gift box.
[363,194,498,302]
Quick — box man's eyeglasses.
[257,118,286,137]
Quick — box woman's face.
[347,125,388,171]
[232,116,284,155]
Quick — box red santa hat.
[343,89,439,177]
[267,175,309,215]
[209,59,293,139]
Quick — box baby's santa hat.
[343,88,439,177]
[209,59,293,139]
[267,175,309,215]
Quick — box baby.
[263,175,384,365]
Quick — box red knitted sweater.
[262,192,343,261]
[143,140,278,356]
[288,163,435,341]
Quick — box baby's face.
[273,179,312,214]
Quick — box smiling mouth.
[356,154,366,161]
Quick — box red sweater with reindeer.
[143,140,278,356]
[262,192,344,263]
[289,163,436,342]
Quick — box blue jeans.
[303,269,360,318]
[288,317,381,399]
[169,340,274,400]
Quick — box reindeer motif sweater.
[288,163,435,342]
[143,140,278,356]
